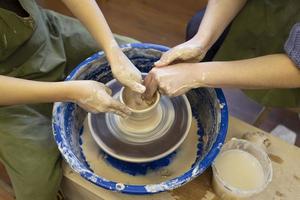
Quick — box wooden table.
[62,116,300,200]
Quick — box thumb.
[154,50,178,67]
[103,86,112,96]
[110,100,131,116]
[127,81,146,94]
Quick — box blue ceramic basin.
[52,43,228,194]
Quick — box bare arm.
[145,54,300,97]
[155,0,247,67]
[0,76,130,116]
[0,76,73,105]
[61,0,117,59]
[199,54,300,89]
[61,0,145,93]
[195,0,247,50]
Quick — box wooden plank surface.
[62,116,300,200]
[37,0,206,47]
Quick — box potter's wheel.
[53,43,228,194]
[88,79,192,163]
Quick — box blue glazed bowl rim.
[52,43,228,194]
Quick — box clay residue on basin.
[81,117,199,184]
[268,154,283,164]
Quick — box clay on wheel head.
[123,87,157,110]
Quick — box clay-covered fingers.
[115,70,146,94]
[154,48,179,67]
[125,80,146,94]
[111,55,146,94]
[102,85,112,96]
[74,80,132,117]
[109,99,131,117]
[144,72,158,100]
[108,108,128,118]
[99,84,131,117]
[154,40,206,68]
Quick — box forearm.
[197,54,300,89]
[61,0,121,61]
[195,0,247,50]
[0,76,74,105]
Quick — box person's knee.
[4,152,62,200]
[186,9,206,41]
[0,131,62,200]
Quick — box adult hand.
[109,48,146,93]
[155,37,208,67]
[70,80,131,117]
[144,63,202,98]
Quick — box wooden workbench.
[62,116,300,200]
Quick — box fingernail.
[134,84,146,93]
[124,107,132,115]
[154,61,162,66]
[119,112,130,119]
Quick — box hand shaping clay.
[123,87,156,110]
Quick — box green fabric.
[214,0,300,108]
[0,7,35,61]
[0,1,138,200]
[0,104,61,200]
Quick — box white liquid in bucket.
[214,149,265,190]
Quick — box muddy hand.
[70,80,131,117]
[144,63,201,98]
[155,38,207,67]
[110,51,146,94]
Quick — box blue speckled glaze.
[104,151,177,176]
[52,43,228,194]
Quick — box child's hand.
[109,49,146,94]
[69,80,131,117]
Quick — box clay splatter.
[268,154,283,164]
[294,175,300,181]
[275,191,284,197]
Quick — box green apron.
[214,0,300,108]
[0,1,137,200]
